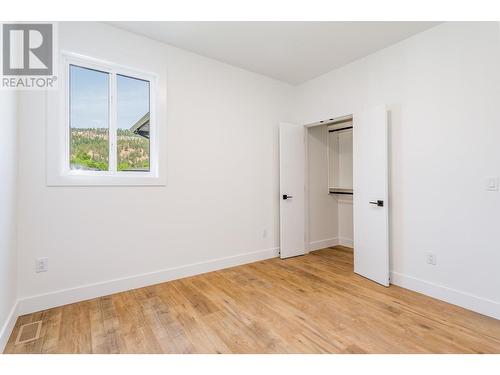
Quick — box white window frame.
[47,51,165,186]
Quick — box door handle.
[369,200,384,207]
[283,194,293,200]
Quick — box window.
[46,52,164,186]
[69,65,110,171]
[116,74,150,172]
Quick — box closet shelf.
[329,188,353,195]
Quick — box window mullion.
[109,72,117,173]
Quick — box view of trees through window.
[70,128,109,171]
[69,65,150,172]
[116,74,150,171]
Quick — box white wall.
[328,124,353,189]
[297,22,500,318]
[337,197,353,247]
[16,22,295,313]
[307,125,338,250]
[0,91,18,349]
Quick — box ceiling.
[109,22,440,85]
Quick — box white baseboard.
[338,237,353,248]
[309,237,339,251]
[390,271,500,320]
[18,247,279,316]
[0,300,19,353]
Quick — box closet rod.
[329,191,353,195]
[328,126,353,133]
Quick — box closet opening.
[306,115,354,254]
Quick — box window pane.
[117,74,150,172]
[69,65,109,171]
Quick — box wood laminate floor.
[4,246,500,353]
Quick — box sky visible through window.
[70,66,149,130]
[117,74,149,130]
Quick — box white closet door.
[279,122,305,259]
[353,105,390,286]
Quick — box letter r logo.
[2,23,53,75]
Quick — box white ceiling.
[109,22,440,85]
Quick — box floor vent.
[15,321,42,345]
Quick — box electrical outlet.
[36,258,48,273]
[263,229,268,238]
[426,253,436,266]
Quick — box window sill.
[46,172,166,187]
